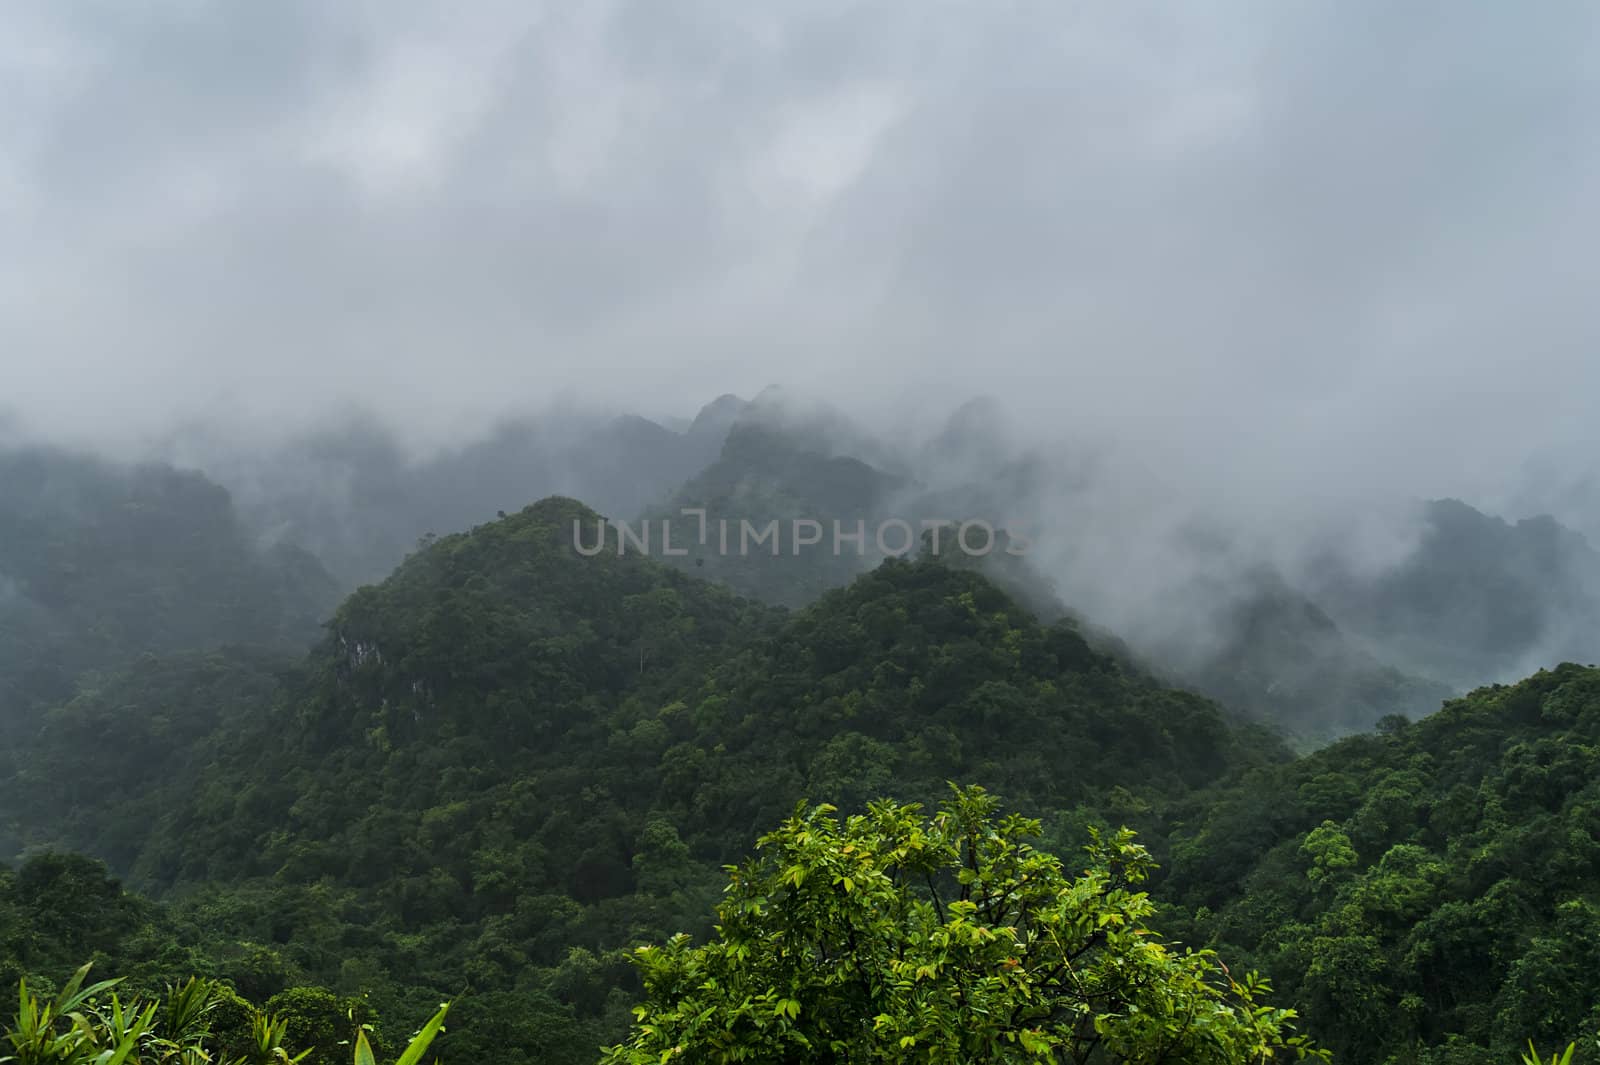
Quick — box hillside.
[1140,564,1457,745]
[644,399,1454,740]
[4,431,1597,1062]
[1160,662,1600,1063]
[5,490,1600,1060]
[0,495,1291,1063]
[157,393,1600,744]
[181,402,742,586]
[1307,498,1600,688]
[0,446,337,739]
[649,421,910,606]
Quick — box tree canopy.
[604,787,1323,1064]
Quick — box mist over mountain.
[4,2,1600,1061]
[1304,498,1600,689]
[1,477,1597,1060]
[1,398,1597,1059]
[632,390,1595,740]
[0,496,1295,1055]
[7,3,1597,543]
[87,385,1596,742]
[156,401,742,585]
[0,444,336,737]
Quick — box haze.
[2,1,1597,534]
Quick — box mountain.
[1160,662,1600,1063]
[1,495,1289,1063]
[683,392,748,443]
[143,394,1600,743]
[647,399,1454,740]
[161,392,1596,741]
[648,421,911,606]
[11,496,1288,887]
[177,400,745,586]
[0,646,297,869]
[1137,564,1457,745]
[732,386,910,472]
[9,396,1600,1061]
[0,445,337,738]
[5,480,1600,1060]
[1306,498,1600,688]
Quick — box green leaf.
[393,1002,450,1065]
[354,1029,377,1065]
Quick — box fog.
[1,2,1593,507]
[11,14,1600,1049]
[3,2,1599,696]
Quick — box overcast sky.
[2,1,1597,524]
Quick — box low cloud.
[0,1,1595,538]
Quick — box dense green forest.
[6,0,1599,1055]
[1,498,1298,1060]
[2,418,1599,1062]
[2,489,1598,1061]
[0,446,336,739]
[1158,662,1600,1063]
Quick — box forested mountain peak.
[303,496,775,753]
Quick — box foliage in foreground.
[603,786,1325,1064]
[1523,1041,1581,1065]
[0,962,448,1065]
[1,796,1588,1065]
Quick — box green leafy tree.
[1298,821,1356,887]
[603,786,1324,1064]
[261,988,375,1065]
